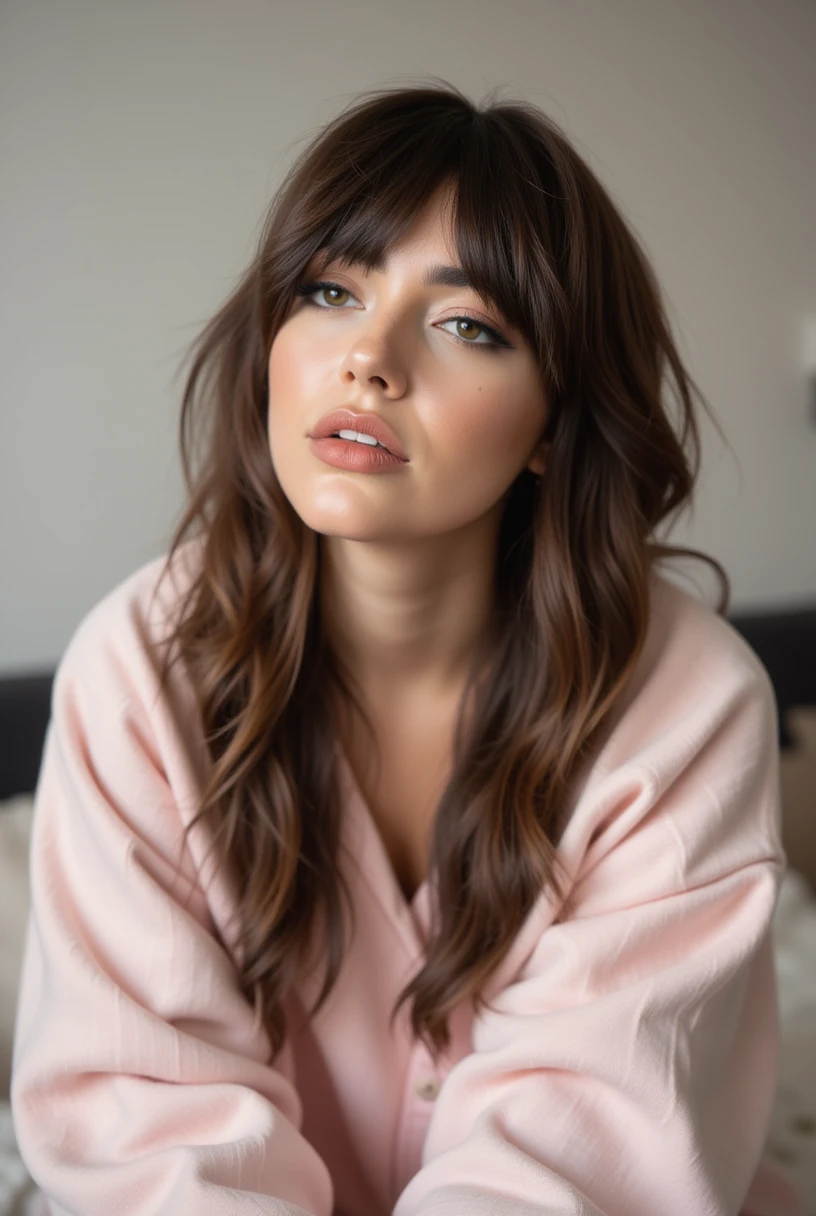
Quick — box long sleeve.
[10,603,334,1215]
[393,628,791,1216]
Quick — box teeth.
[337,428,384,448]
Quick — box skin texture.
[267,186,550,709]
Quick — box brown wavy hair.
[152,78,730,1067]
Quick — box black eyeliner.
[293,279,510,350]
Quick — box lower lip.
[309,437,407,473]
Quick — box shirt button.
[415,1075,440,1101]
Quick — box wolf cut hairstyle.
[153,78,729,1065]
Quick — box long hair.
[152,79,729,1066]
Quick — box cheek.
[444,380,542,467]
[268,323,334,413]
[267,331,301,409]
[267,336,300,462]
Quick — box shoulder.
[594,569,778,775]
[550,570,785,917]
[555,568,781,859]
[52,535,205,722]
[645,569,770,692]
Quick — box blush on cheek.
[269,329,329,415]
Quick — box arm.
[393,653,788,1216]
[10,624,333,1215]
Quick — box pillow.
[0,796,34,1100]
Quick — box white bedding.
[0,807,814,1214]
[766,867,816,1210]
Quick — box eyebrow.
[422,264,472,290]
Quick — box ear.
[526,442,549,478]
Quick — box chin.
[276,493,376,540]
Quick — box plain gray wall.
[2,0,815,674]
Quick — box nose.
[338,324,408,399]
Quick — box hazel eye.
[439,317,494,345]
[437,315,510,350]
[293,278,511,352]
[294,280,355,307]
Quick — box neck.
[317,520,500,701]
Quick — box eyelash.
[293,279,510,351]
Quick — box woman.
[11,80,806,1215]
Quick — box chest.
[337,699,458,904]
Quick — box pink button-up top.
[10,543,807,1215]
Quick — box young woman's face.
[267,188,549,544]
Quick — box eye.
[293,279,511,351]
[294,280,356,308]
[437,316,508,349]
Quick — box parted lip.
[309,409,409,461]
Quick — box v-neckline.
[332,740,566,1007]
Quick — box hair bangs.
[269,96,560,390]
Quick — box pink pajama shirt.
[10,542,806,1214]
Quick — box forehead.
[387,190,458,254]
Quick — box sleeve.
[392,652,789,1216]
[9,622,334,1216]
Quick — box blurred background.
[1,0,815,673]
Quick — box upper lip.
[309,409,409,461]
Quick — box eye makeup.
[293,279,512,352]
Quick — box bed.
[1,602,815,1213]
